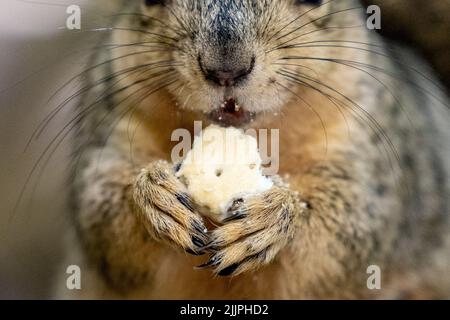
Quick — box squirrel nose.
[199,56,255,87]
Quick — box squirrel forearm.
[284,158,397,297]
[72,148,164,291]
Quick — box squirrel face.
[135,0,364,126]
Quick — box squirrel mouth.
[208,98,255,127]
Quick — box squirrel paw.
[133,160,208,255]
[198,185,306,276]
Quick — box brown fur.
[54,0,450,299]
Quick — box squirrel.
[54,0,450,299]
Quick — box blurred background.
[362,0,450,91]
[0,0,118,299]
[0,0,449,299]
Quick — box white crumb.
[176,125,273,221]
